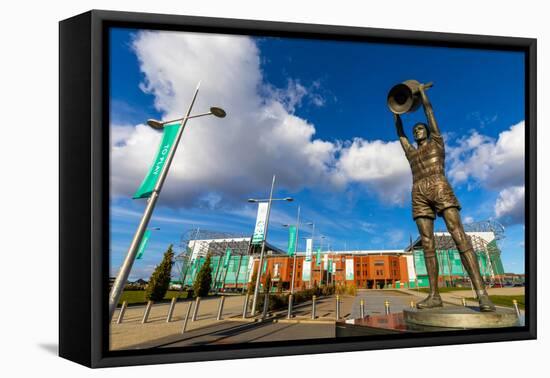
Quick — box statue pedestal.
[403,306,520,329]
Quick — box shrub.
[145,245,175,302]
[193,254,213,298]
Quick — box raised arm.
[394,113,413,153]
[418,84,441,136]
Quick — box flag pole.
[108,83,201,322]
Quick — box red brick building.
[253,251,411,290]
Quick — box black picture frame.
[59,9,537,368]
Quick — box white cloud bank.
[495,186,525,225]
[111,31,410,208]
[448,121,524,190]
[110,30,525,221]
[447,121,525,225]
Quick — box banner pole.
[108,83,201,322]
[251,175,276,316]
[290,205,300,294]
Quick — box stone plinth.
[403,306,520,329]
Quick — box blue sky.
[109,28,526,279]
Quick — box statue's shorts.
[412,174,461,220]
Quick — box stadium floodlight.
[147,106,227,129]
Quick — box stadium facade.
[175,223,507,291]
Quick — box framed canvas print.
[59,10,536,368]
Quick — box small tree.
[145,244,175,302]
[193,254,213,298]
[276,279,284,293]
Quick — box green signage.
[133,123,181,199]
[136,229,151,260]
[223,248,232,268]
[316,247,321,266]
[287,225,297,256]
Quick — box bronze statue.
[389,80,496,312]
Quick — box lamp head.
[210,107,227,118]
[146,119,164,129]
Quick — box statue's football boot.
[416,294,443,309]
[477,291,496,312]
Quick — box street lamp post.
[307,222,315,288]
[248,175,293,316]
[108,83,226,321]
[283,207,304,295]
[319,235,326,285]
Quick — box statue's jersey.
[404,132,445,182]
[403,133,461,220]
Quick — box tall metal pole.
[309,223,315,288]
[234,253,243,290]
[108,83,201,321]
[251,175,276,316]
[290,206,301,294]
[322,236,325,286]
[242,238,253,294]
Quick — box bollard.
[384,300,390,315]
[410,300,415,310]
[287,294,294,319]
[462,298,467,307]
[216,296,226,320]
[242,294,250,319]
[116,301,127,324]
[141,300,153,324]
[360,299,365,319]
[311,295,317,320]
[166,297,177,323]
[181,303,193,334]
[191,296,201,321]
[261,294,269,320]
[336,295,341,320]
[513,299,521,318]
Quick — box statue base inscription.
[403,306,520,329]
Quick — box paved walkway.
[111,295,247,350]
[110,288,525,350]
[111,293,354,350]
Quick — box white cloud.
[335,138,412,204]
[463,216,474,224]
[495,185,525,225]
[114,31,525,215]
[111,31,341,208]
[445,121,525,225]
[447,121,524,190]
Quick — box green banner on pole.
[287,225,297,256]
[136,229,151,260]
[316,247,321,266]
[328,259,333,273]
[133,123,181,199]
[262,259,268,274]
[223,248,232,268]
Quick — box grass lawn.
[467,295,525,309]
[417,287,473,293]
[119,290,189,306]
